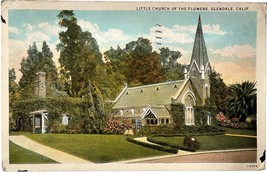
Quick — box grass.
[218,127,257,136]
[9,141,58,164]
[9,131,32,136]
[25,134,168,163]
[150,135,256,152]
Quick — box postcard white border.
[1,1,266,171]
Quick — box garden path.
[9,135,92,164]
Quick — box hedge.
[147,136,197,152]
[138,124,223,136]
[126,136,178,154]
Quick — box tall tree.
[159,47,184,81]
[18,41,58,99]
[125,37,165,85]
[228,81,257,122]
[208,71,233,113]
[57,10,103,97]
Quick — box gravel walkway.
[9,135,91,164]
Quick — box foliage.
[209,71,233,112]
[10,97,91,132]
[57,10,103,97]
[104,117,133,134]
[49,121,67,133]
[138,124,222,135]
[126,136,178,154]
[215,112,256,129]
[159,47,184,81]
[170,103,184,127]
[26,134,168,163]
[138,124,179,135]
[183,136,200,150]
[9,141,58,164]
[125,37,166,85]
[17,41,58,100]
[228,81,257,122]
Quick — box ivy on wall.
[10,97,103,133]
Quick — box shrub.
[49,121,67,133]
[104,117,133,134]
[183,136,200,150]
[147,135,197,152]
[126,136,178,154]
[138,124,222,136]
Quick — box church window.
[155,119,158,125]
[161,118,164,124]
[166,118,169,124]
[146,119,150,124]
[126,92,129,95]
[140,89,143,93]
[184,94,195,126]
[156,87,159,91]
[207,112,211,125]
[174,84,177,88]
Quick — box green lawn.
[9,141,58,164]
[25,134,168,163]
[218,127,257,136]
[150,135,256,151]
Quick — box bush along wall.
[10,96,106,133]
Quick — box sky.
[9,10,257,85]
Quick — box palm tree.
[229,81,257,122]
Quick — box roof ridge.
[128,80,185,90]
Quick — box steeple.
[190,14,209,69]
[188,15,211,105]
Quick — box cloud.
[78,19,130,52]
[173,24,227,35]
[9,39,28,82]
[25,31,52,43]
[9,26,20,35]
[212,61,256,85]
[210,44,256,59]
[78,19,99,34]
[22,23,33,32]
[202,24,227,35]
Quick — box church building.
[112,15,212,130]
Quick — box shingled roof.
[113,79,188,109]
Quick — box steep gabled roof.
[113,80,187,109]
[190,15,209,70]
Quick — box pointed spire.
[198,14,201,23]
[190,15,209,71]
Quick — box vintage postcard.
[1,1,266,171]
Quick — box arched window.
[184,94,195,126]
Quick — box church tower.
[185,15,212,104]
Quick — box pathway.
[9,135,91,164]
[137,149,257,163]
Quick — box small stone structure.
[35,72,46,99]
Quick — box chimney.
[36,72,46,98]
